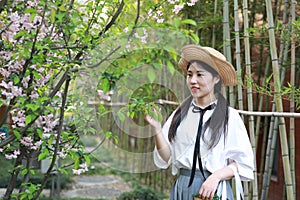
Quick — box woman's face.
[186,62,220,106]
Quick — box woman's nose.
[190,75,197,83]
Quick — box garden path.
[0,175,132,200]
[60,174,132,199]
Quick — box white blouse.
[153,102,254,181]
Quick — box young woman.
[146,45,254,200]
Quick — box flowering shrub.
[0,0,199,199]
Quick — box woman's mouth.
[191,86,199,93]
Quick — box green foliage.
[117,187,166,200]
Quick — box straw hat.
[178,44,237,86]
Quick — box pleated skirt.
[170,169,234,200]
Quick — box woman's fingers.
[145,115,162,132]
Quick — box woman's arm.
[153,129,171,162]
[145,115,171,163]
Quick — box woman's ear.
[214,75,220,85]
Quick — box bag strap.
[228,165,244,200]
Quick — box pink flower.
[20,136,33,147]
[12,109,26,127]
[0,148,3,152]
[0,133,6,139]
[172,4,184,14]
[5,154,14,159]
[79,162,88,171]
[0,68,11,78]
[72,169,84,175]
[9,12,20,22]
[58,151,67,159]
[123,27,129,33]
[0,81,13,89]
[30,91,39,99]
[157,18,164,23]
[14,149,20,156]
[97,90,113,101]
[167,0,179,4]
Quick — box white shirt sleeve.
[204,108,254,181]
[225,108,254,181]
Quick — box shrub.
[117,187,166,200]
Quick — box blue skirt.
[170,169,234,200]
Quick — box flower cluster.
[148,0,199,23]
[97,90,114,101]
[10,109,26,128]
[72,162,89,175]
[20,136,43,150]
[35,114,59,133]
[5,149,20,159]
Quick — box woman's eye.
[197,74,203,77]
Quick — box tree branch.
[33,73,71,200]
[98,0,124,37]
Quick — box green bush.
[0,155,72,189]
[117,187,166,200]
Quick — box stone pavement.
[0,175,132,200]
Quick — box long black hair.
[168,60,229,149]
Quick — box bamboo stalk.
[233,0,244,111]
[233,1,252,198]
[258,98,271,197]
[212,0,218,48]
[255,56,271,145]
[257,57,270,196]
[264,0,294,199]
[290,0,296,198]
[242,0,258,199]
[257,105,275,200]
[267,114,279,200]
[223,0,235,107]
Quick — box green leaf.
[37,129,43,138]
[189,32,199,44]
[152,63,162,70]
[21,169,28,175]
[26,104,39,112]
[25,115,32,125]
[83,155,90,165]
[50,8,56,23]
[166,60,175,75]
[173,18,181,29]
[14,130,21,140]
[38,151,49,161]
[102,78,110,94]
[117,111,125,121]
[181,19,197,26]
[147,68,156,83]
[13,76,20,84]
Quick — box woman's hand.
[145,106,162,133]
[198,173,220,200]
[145,114,162,133]
[198,163,237,200]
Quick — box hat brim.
[178,45,237,86]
